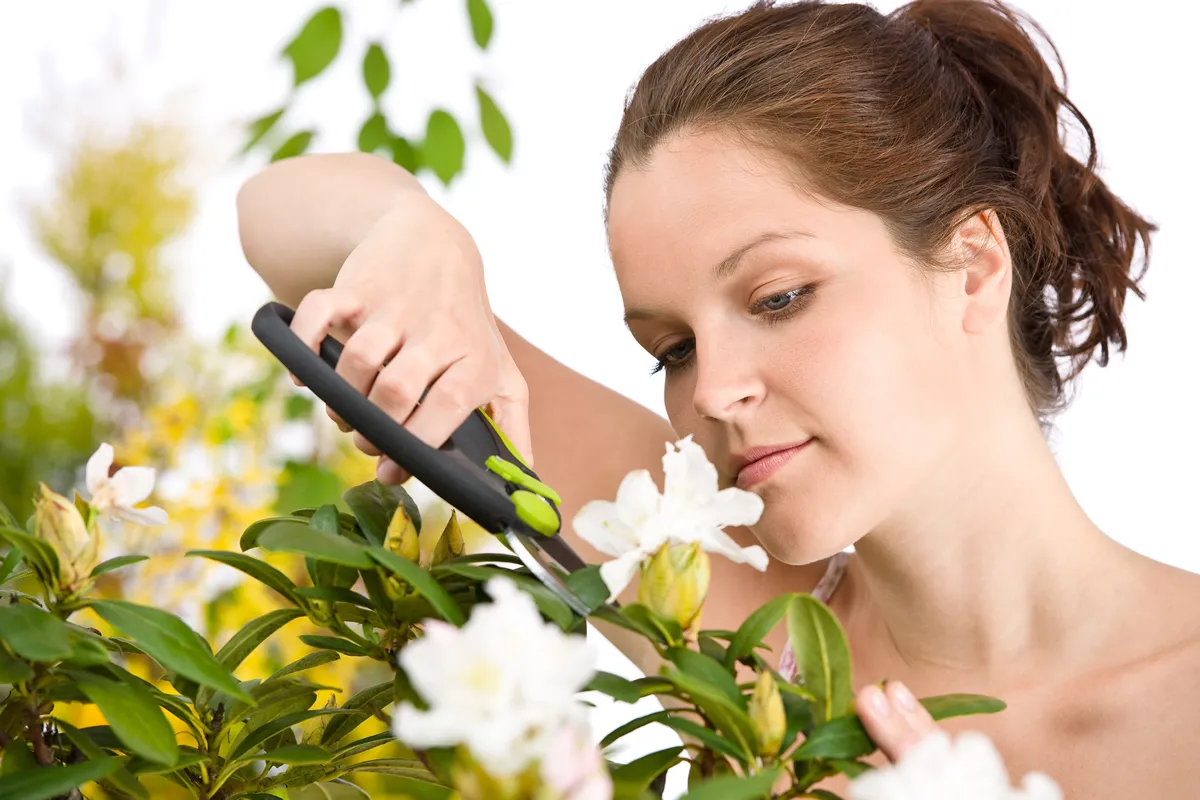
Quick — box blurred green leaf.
[266,650,342,684]
[0,757,120,800]
[89,599,251,703]
[284,393,314,420]
[298,634,373,657]
[217,608,305,674]
[390,136,420,173]
[332,731,396,761]
[284,7,343,87]
[584,670,642,704]
[0,604,72,661]
[563,564,608,614]
[230,707,354,762]
[421,110,465,186]
[466,0,493,48]
[242,107,287,154]
[55,720,148,799]
[787,594,853,722]
[362,42,391,99]
[610,746,682,793]
[0,527,60,587]
[667,646,743,709]
[261,744,332,765]
[922,693,1007,719]
[320,681,394,745]
[791,713,873,761]
[0,649,33,682]
[65,626,112,667]
[475,84,512,162]
[368,547,465,625]
[90,554,149,578]
[358,112,390,154]
[0,546,22,584]
[678,767,783,800]
[271,131,316,163]
[664,667,757,760]
[71,670,179,766]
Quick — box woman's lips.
[736,440,812,489]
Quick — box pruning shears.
[251,301,591,616]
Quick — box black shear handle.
[251,301,535,538]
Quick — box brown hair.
[604,0,1154,419]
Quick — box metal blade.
[500,529,591,617]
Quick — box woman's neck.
[843,410,1147,682]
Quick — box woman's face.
[607,131,982,564]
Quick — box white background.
[2,1,1197,794]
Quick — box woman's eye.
[762,292,794,311]
[752,285,813,317]
[650,339,695,375]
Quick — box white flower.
[392,576,597,779]
[850,730,1063,800]
[85,444,168,527]
[539,721,613,800]
[573,435,767,600]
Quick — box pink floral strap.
[777,551,850,683]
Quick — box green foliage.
[243,2,515,186]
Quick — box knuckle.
[373,373,419,411]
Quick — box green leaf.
[308,505,363,588]
[217,608,305,674]
[787,594,853,722]
[71,671,179,766]
[0,757,120,800]
[0,545,23,584]
[187,550,301,605]
[231,708,354,762]
[55,720,148,799]
[90,554,149,578]
[284,393,314,420]
[341,758,435,778]
[466,0,493,48]
[271,131,315,163]
[261,744,331,764]
[921,692,1007,720]
[320,681,394,745]
[667,646,744,709]
[421,110,465,186]
[367,547,465,625]
[791,714,873,760]
[663,667,757,759]
[563,564,609,613]
[584,670,642,704]
[725,593,796,669]
[65,626,112,667]
[362,42,390,98]
[240,516,312,551]
[829,759,872,778]
[296,586,375,608]
[390,136,420,173]
[283,6,342,87]
[344,481,420,545]
[89,599,251,703]
[0,526,59,586]
[678,767,783,800]
[358,112,390,154]
[0,649,33,681]
[243,107,287,154]
[299,635,373,657]
[0,604,72,661]
[475,84,512,163]
[332,731,397,761]
[599,710,668,748]
[617,603,683,646]
[610,746,682,792]
[659,716,745,762]
[125,749,210,776]
[266,650,342,683]
[258,525,373,568]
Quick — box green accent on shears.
[477,406,531,469]
[485,455,562,506]
[511,490,560,536]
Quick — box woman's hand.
[287,197,531,484]
[856,681,940,762]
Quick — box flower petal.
[662,435,720,512]
[107,466,156,507]
[572,499,637,558]
[708,486,765,527]
[391,703,464,749]
[115,505,168,528]
[698,528,769,571]
[598,549,646,601]
[613,469,660,530]
[86,443,115,494]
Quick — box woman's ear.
[957,210,1012,334]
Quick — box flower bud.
[34,483,98,591]
[638,542,711,633]
[384,506,420,563]
[748,671,786,757]
[451,746,538,800]
[428,511,465,567]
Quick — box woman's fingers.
[856,682,939,763]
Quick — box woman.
[236,0,1200,795]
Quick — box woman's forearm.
[236,152,429,307]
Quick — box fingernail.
[892,682,918,712]
[865,686,890,718]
